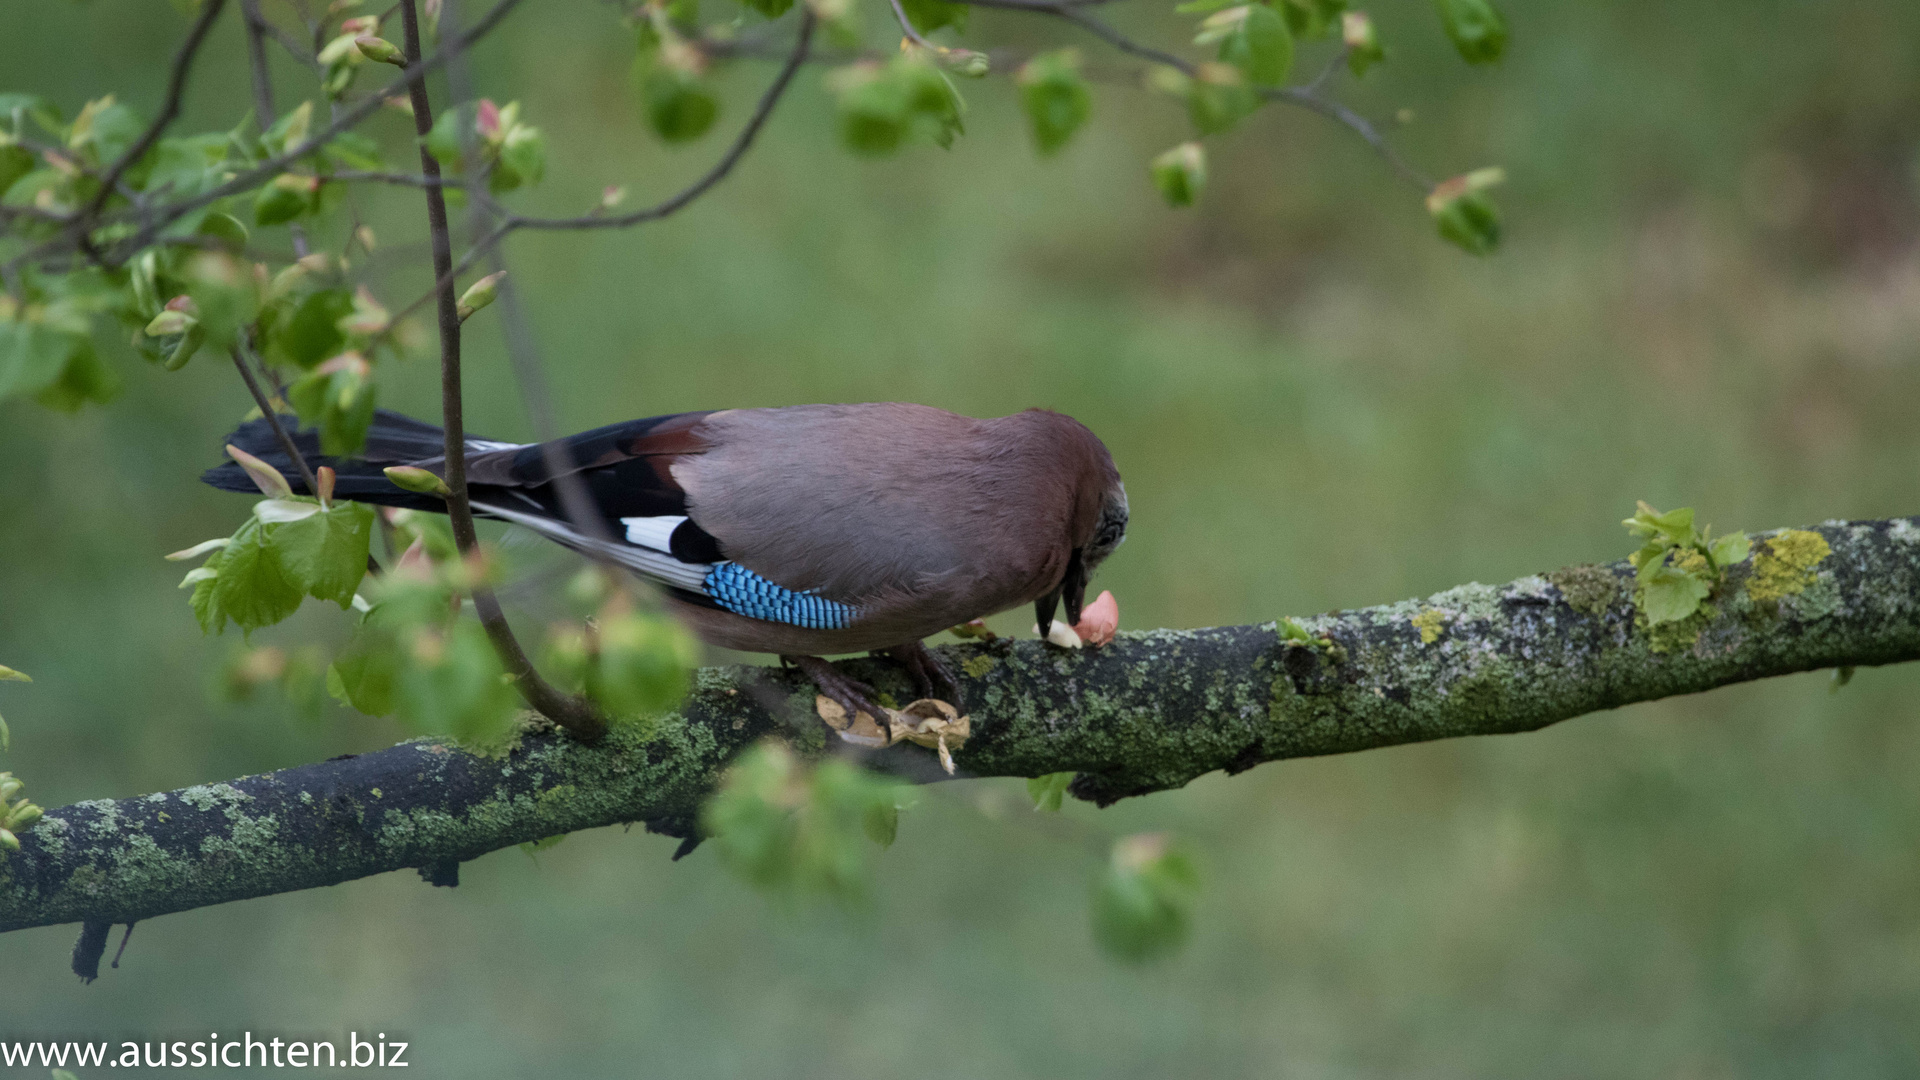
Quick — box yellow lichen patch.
[1411,609,1449,645]
[1748,529,1831,603]
[962,654,997,679]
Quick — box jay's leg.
[782,654,888,726]
[884,641,964,711]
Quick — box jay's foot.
[783,654,888,728]
[884,641,964,712]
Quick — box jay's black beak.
[1061,547,1089,628]
[1034,588,1060,636]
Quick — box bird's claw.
[886,641,964,712]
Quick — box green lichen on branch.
[1748,529,1832,603]
[2,517,1917,935]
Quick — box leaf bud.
[383,466,451,498]
[354,35,407,66]
[455,271,505,323]
[226,443,294,498]
[1150,142,1207,207]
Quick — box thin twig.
[378,11,815,332]
[229,340,322,496]
[397,0,605,741]
[1042,6,1433,193]
[886,0,941,52]
[5,0,528,279]
[240,0,312,258]
[323,169,467,189]
[75,0,231,242]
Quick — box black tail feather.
[201,409,483,514]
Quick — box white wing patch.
[621,515,688,552]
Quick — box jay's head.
[1022,410,1127,629]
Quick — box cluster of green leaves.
[424,99,548,194]
[325,542,527,749]
[829,56,969,155]
[1092,832,1200,962]
[173,459,376,635]
[1622,502,1751,626]
[0,769,44,856]
[1424,166,1504,255]
[0,662,24,752]
[541,577,701,726]
[703,741,908,903]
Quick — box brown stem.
[228,342,321,496]
[396,0,605,740]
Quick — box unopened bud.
[0,665,29,683]
[1150,142,1207,207]
[945,49,991,77]
[6,803,41,832]
[600,185,627,210]
[1342,11,1384,76]
[383,466,451,498]
[455,271,505,323]
[144,309,197,337]
[316,465,337,508]
[165,538,230,562]
[355,35,407,66]
[226,444,294,498]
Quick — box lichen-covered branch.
[4,517,1918,934]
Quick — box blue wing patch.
[703,562,855,630]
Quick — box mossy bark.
[4,518,1918,935]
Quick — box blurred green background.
[5,0,1920,1074]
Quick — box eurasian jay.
[204,403,1129,721]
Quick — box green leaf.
[1431,189,1500,254]
[271,500,374,608]
[142,133,230,199]
[423,102,475,168]
[262,101,315,156]
[738,0,793,16]
[1219,3,1293,86]
[1017,50,1092,156]
[194,516,305,634]
[704,743,906,902]
[493,124,546,193]
[1435,0,1507,64]
[0,712,8,753]
[1027,772,1073,812]
[197,211,250,253]
[287,359,376,455]
[0,317,83,402]
[1709,531,1751,569]
[0,93,64,138]
[586,607,699,722]
[254,173,317,226]
[1280,0,1345,38]
[183,251,261,345]
[898,0,968,34]
[391,618,521,747]
[68,97,145,167]
[274,288,353,369]
[1637,555,1712,626]
[0,145,34,200]
[323,130,386,172]
[1150,142,1207,206]
[1185,65,1257,135]
[834,66,911,155]
[642,70,719,144]
[33,339,118,412]
[1092,834,1199,962]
